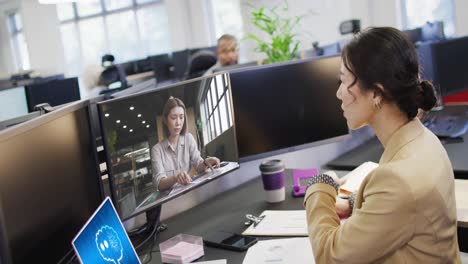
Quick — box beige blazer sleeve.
[304,165,416,263]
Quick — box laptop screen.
[72,197,141,264]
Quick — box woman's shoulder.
[184,132,196,143]
[152,139,168,152]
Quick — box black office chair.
[99,64,128,90]
[185,50,217,80]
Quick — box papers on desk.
[242,210,308,236]
[242,238,314,264]
[194,260,226,264]
[339,161,379,195]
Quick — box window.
[401,0,455,37]
[209,0,243,41]
[7,12,30,71]
[56,0,170,76]
[202,75,233,143]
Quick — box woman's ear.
[373,83,385,101]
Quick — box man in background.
[204,34,239,75]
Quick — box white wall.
[20,0,64,75]
[454,0,468,37]
[0,0,65,76]
[0,0,20,76]
[166,0,214,52]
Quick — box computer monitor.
[25,77,81,112]
[403,27,423,44]
[229,55,349,160]
[149,54,172,82]
[421,21,445,42]
[0,86,29,122]
[0,100,103,263]
[213,61,258,73]
[98,72,239,220]
[418,36,468,97]
[171,49,191,80]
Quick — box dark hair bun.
[417,80,437,111]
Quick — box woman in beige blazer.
[304,27,461,263]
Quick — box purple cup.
[259,160,285,203]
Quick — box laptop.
[72,197,141,264]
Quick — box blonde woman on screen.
[151,97,220,191]
[304,27,460,263]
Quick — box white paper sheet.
[242,238,314,264]
[194,260,227,264]
[242,210,308,236]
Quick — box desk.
[145,170,468,263]
[326,105,468,178]
[127,71,154,86]
[147,170,304,263]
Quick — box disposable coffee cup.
[259,160,285,203]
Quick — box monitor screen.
[0,87,28,122]
[25,77,81,112]
[172,49,191,80]
[213,61,258,73]
[0,100,103,263]
[98,73,239,220]
[229,55,348,159]
[150,54,172,82]
[431,36,468,96]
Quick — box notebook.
[339,161,379,195]
[72,197,141,264]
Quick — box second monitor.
[98,73,239,220]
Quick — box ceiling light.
[104,113,110,117]
[146,125,150,128]
[129,106,135,110]
[137,114,142,118]
[129,129,133,132]
[123,125,127,129]
[142,121,146,124]
[116,120,121,124]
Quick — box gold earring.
[374,101,382,110]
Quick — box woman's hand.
[204,157,221,171]
[336,197,351,218]
[175,171,192,185]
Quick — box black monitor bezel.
[227,55,350,162]
[0,99,105,263]
[97,72,240,221]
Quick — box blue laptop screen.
[72,197,140,264]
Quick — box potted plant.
[245,1,305,64]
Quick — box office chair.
[421,21,445,42]
[185,50,217,80]
[99,64,128,90]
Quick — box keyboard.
[422,111,468,138]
